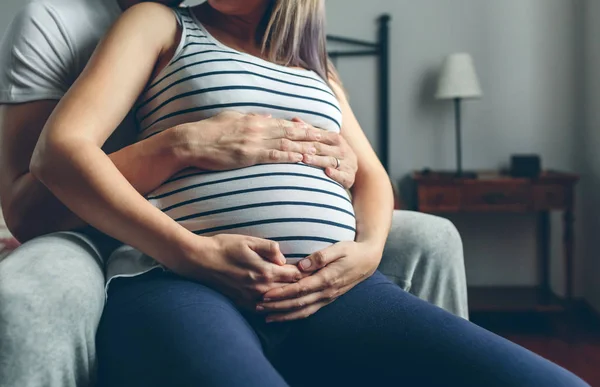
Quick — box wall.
[326,0,582,291]
[582,0,600,312]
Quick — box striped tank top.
[135,8,356,263]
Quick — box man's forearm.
[6,127,185,242]
[109,127,186,198]
[3,173,84,242]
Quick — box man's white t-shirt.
[0,0,121,103]
[0,0,136,152]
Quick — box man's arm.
[0,2,184,242]
[0,102,185,242]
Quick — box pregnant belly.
[147,163,356,262]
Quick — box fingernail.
[299,259,312,270]
[256,305,264,311]
[263,298,271,302]
[266,318,274,323]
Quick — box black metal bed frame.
[326,14,391,171]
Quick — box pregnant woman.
[32,0,587,386]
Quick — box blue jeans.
[97,270,587,387]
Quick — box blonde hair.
[260,0,340,86]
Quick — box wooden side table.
[412,170,580,312]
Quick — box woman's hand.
[255,241,381,322]
[185,233,308,311]
[172,111,358,189]
[293,118,358,190]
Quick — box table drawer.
[461,184,531,211]
[534,184,567,210]
[417,186,460,212]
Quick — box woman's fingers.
[325,167,355,189]
[264,282,356,322]
[247,238,286,265]
[267,265,306,284]
[257,290,322,312]
[264,300,332,323]
[256,284,355,323]
[244,258,304,285]
[261,268,334,301]
[297,242,348,272]
[243,237,307,284]
[304,154,356,188]
[239,114,350,172]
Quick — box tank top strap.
[171,7,190,29]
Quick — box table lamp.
[435,53,482,177]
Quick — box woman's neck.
[196,2,270,48]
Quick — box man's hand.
[174,111,358,189]
[175,111,321,170]
[255,241,381,322]
[184,233,308,311]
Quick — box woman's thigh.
[278,271,588,387]
[97,270,288,387]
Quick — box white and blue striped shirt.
[106,7,355,283]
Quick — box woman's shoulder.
[117,2,180,33]
[121,2,179,20]
[106,2,181,55]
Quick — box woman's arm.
[331,81,394,252]
[31,2,196,266]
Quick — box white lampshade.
[435,53,482,100]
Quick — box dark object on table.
[510,155,541,178]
